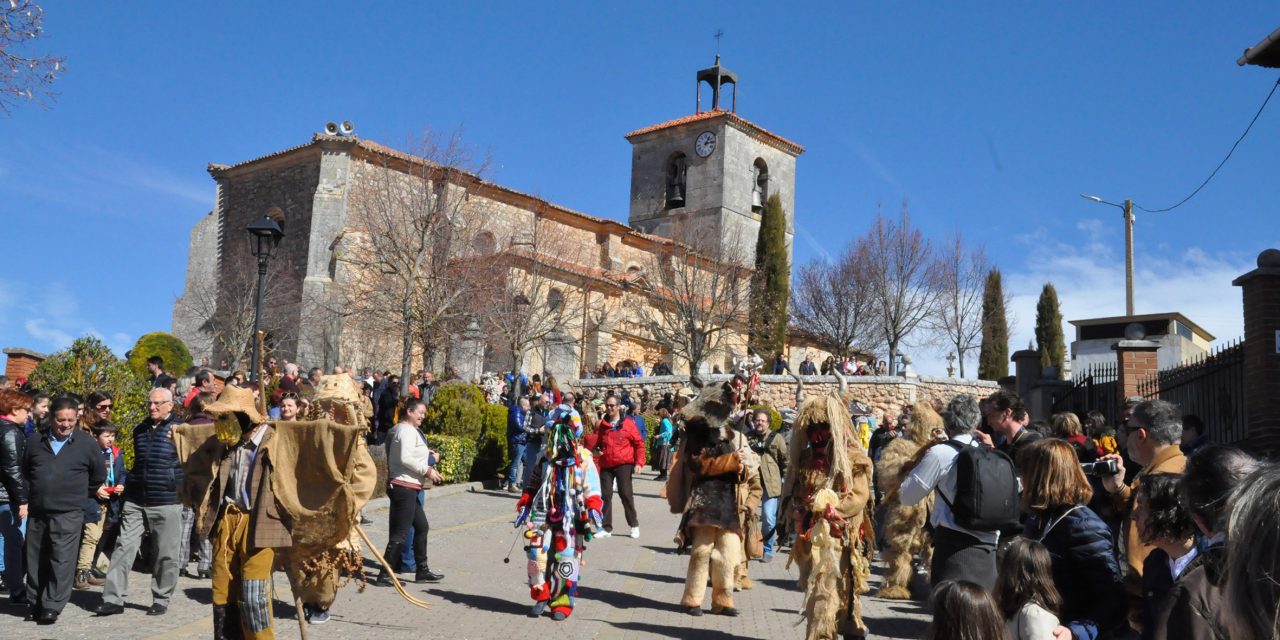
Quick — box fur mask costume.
[665,378,761,614]
[782,394,873,640]
[873,401,943,599]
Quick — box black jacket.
[124,414,184,506]
[0,417,27,507]
[22,429,106,515]
[1025,505,1127,640]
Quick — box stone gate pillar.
[1232,248,1280,454]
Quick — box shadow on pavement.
[641,544,677,555]
[755,577,796,590]
[182,586,212,605]
[862,613,929,638]
[576,585,680,613]
[609,620,743,639]
[606,569,685,585]
[426,587,531,616]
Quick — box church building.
[173,60,827,379]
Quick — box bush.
[423,434,477,485]
[422,382,488,441]
[750,405,782,432]
[473,403,509,481]
[30,336,150,468]
[126,332,193,381]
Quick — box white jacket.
[387,421,432,487]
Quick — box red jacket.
[587,417,646,469]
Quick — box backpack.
[938,440,1021,532]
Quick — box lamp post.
[1080,194,1136,317]
[246,215,284,383]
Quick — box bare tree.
[175,263,298,370]
[1,1,64,114]
[642,230,752,375]
[927,233,989,378]
[475,213,587,388]
[333,129,490,394]
[862,204,938,375]
[791,239,879,360]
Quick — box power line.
[1136,77,1280,214]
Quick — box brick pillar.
[3,348,47,382]
[1232,248,1280,454]
[1114,338,1159,401]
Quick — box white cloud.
[0,280,131,358]
[908,230,1254,379]
[24,318,73,349]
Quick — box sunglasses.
[96,403,113,411]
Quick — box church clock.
[694,131,717,157]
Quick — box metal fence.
[1052,361,1120,420]
[1138,339,1246,444]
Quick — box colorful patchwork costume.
[515,404,603,621]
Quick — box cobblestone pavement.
[0,474,929,639]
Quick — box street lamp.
[1080,194,1136,317]
[246,215,284,382]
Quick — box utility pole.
[1123,198,1135,317]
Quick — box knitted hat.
[203,384,267,425]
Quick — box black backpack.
[939,440,1020,532]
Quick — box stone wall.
[569,374,999,422]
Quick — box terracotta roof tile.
[624,110,804,156]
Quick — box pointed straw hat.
[203,384,267,425]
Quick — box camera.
[1080,459,1119,476]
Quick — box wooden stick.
[295,594,309,640]
[354,525,431,609]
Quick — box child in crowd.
[925,580,1005,640]
[74,421,125,589]
[1133,473,1199,640]
[993,538,1069,640]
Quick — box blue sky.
[2,3,1278,375]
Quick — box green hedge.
[423,382,487,441]
[126,332,193,381]
[424,434,477,485]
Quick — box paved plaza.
[0,473,929,639]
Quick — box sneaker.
[594,530,612,538]
[90,567,107,580]
[761,553,774,563]
[74,569,92,590]
[629,527,640,539]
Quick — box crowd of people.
[1,356,1278,640]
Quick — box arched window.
[472,231,497,256]
[548,288,564,312]
[666,153,687,209]
[752,159,769,213]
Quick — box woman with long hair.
[1018,438,1126,639]
[1221,463,1279,640]
[993,538,1064,639]
[925,580,1004,640]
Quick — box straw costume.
[781,394,874,640]
[171,383,373,640]
[873,401,943,599]
[514,403,603,621]
[666,378,760,616]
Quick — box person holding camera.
[745,408,786,562]
[1097,399,1186,635]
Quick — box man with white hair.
[898,394,1002,590]
[96,388,185,617]
[278,362,301,396]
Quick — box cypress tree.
[749,193,791,359]
[977,269,1009,380]
[1035,282,1066,376]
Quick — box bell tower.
[625,58,803,261]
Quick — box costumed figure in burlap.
[781,393,874,640]
[665,378,761,617]
[514,401,602,621]
[873,401,943,600]
[282,375,377,622]
[171,382,375,640]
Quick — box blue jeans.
[0,503,26,598]
[506,440,528,487]
[400,489,425,569]
[520,441,542,487]
[761,496,779,556]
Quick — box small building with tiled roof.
[173,59,828,380]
